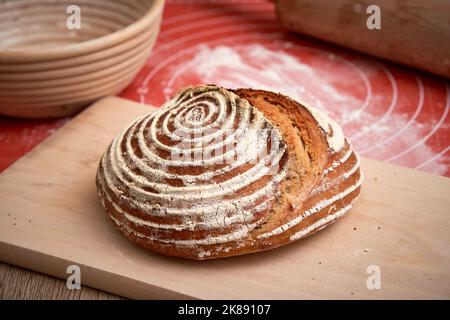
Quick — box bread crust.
[96,85,362,260]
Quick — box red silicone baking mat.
[0,0,449,177]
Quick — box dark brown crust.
[96,88,362,260]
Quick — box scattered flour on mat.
[167,44,447,175]
[0,118,69,149]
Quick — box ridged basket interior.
[0,0,153,51]
[0,0,162,118]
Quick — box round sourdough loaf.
[96,84,362,260]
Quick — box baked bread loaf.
[96,84,362,260]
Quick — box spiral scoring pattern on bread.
[96,84,362,259]
[97,85,288,247]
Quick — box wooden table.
[0,262,121,300]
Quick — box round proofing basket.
[0,0,164,118]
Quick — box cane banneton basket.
[0,0,164,118]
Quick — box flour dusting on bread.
[96,84,362,259]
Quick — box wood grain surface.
[0,262,121,300]
[276,0,450,78]
[0,97,449,299]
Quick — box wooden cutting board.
[0,97,449,299]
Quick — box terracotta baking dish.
[0,0,164,118]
